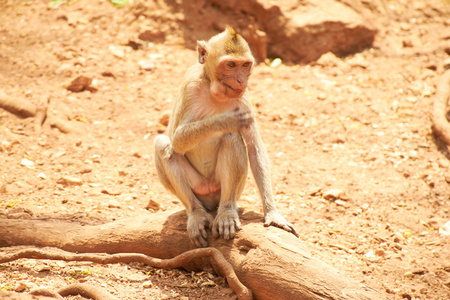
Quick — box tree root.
[0,209,384,300]
[31,283,119,300]
[0,247,252,300]
[0,90,37,118]
[432,70,450,145]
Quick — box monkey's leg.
[213,133,248,240]
[154,135,214,248]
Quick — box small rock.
[402,39,414,48]
[66,75,97,93]
[142,280,153,288]
[1,140,12,152]
[270,58,282,68]
[439,221,450,236]
[15,282,28,292]
[335,199,349,208]
[401,293,412,300]
[145,199,161,211]
[411,268,426,275]
[138,60,156,71]
[34,264,51,272]
[57,176,83,186]
[125,39,144,50]
[108,199,122,208]
[159,112,170,127]
[317,93,327,101]
[0,183,6,194]
[404,271,414,278]
[101,188,122,196]
[438,158,449,168]
[316,52,341,68]
[118,169,128,176]
[109,45,126,59]
[323,189,347,201]
[292,83,302,90]
[444,58,450,70]
[406,96,418,103]
[375,249,386,256]
[20,158,35,169]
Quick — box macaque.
[154,26,297,247]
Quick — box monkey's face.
[210,57,253,102]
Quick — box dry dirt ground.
[1,0,450,299]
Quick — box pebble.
[404,271,414,278]
[101,188,122,196]
[335,200,349,208]
[439,221,450,236]
[57,176,83,186]
[270,58,282,68]
[145,199,161,211]
[317,92,327,101]
[375,249,386,256]
[142,280,153,288]
[108,199,122,208]
[34,264,51,272]
[118,169,128,176]
[138,60,156,71]
[323,189,347,201]
[14,282,28,292]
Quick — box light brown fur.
[154,27,297,247]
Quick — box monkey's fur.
[154,27,297,247]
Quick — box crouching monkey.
[154,26,297,247]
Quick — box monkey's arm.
[172,118,222,154]
[243,122,298,237]
[172,109,252,154]
[243,123,277,214]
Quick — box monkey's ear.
[197,41,208,64]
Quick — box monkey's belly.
[185,135,222,177]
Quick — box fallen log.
[0,209,384,300]
[432,70,450,145]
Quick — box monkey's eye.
[243,62,251,67]
[227,61,236,68]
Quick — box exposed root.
[0,90,37,118]
[0,247,252,300]
[31,283,119,300]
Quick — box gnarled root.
[0,247,252,300]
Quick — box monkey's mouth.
[225,84,243,95]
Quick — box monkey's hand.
[212,207,242,240]
[218,108,253,132]
[187,209,214,248]
[264,210,299,238]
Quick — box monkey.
[154,26,297,248]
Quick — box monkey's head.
[197,26,254,102]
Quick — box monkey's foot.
[213,208,241,240]
[264,210,299,238]
[187,209,214,248]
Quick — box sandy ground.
[0,0,449,299]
